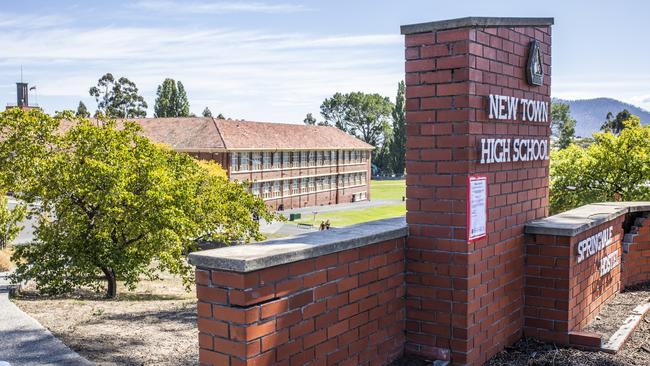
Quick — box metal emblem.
[526,41,544,86]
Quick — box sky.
[0,0,649,123]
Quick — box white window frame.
[230,153,239,172]
[263,152,272,169]
[292,179,299,194]
[252,152,262,171]
[240,152,250,171]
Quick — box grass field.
[295,179,406,228]
[295,203,406,228]
[370,179,406,201]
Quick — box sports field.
[295,179,406,228]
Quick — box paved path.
[279,199,401,217]
[0,273,93,366]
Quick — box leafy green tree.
[75,101,90,118]
[303,113,317,125]
[216,113,225,120]
[154,79,190,117]
[0,195,25,249]
[1,110,273,298]
[319,92,346,129]
[89,73,148,118]
[202,107,213,117]
[389,81,406,175]
[551,103,576,149]
[550,115,650,214]
[601,109,632,135]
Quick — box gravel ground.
[13,272,198,366]
[585,282,650,339]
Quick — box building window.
[317,177,323,191]
[251,182,260,197]
[292,179,299,194]
[346,151,351,164]
[300,178,307,193]
[323,176,330,189]
[272,152,281,169]
[292,152,300,168]
[323,151,330,166]
[273,181,281,197]
[338,175,344,186]
[332,150,337,165]
[240,152,250,171]
[230,153,239,172]
[263,182,271,198]
[309,151,316,167]
[283,152,290,168]
[299,151,307,167]
[316,151,323,166]
[308,177,315,192]
[263,152,272,169]
[249,152,260,170]
[361,172,366,184]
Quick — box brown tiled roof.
[60,117,373,152]
[214,119,374,151]
[59,117,226,151]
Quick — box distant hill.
[553,97,650,137]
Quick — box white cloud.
[130,0,311,14]
[0,21,403,122]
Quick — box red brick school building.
[87,117,374,211]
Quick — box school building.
[112,117,374,210]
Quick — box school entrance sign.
[402,16,553,364]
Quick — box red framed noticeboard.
[467,175,488,241]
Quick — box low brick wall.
[622,213,650,287]
[189,218,407,366]
[525,202,650,348]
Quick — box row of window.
[231,150,369,172]
[250,172,367,199]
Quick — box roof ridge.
[211,118,228,150]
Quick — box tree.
[1,109,274,298]
[389,81,406,175]
[154,79,190,117]
[216,113,225,120]
[550,114,650,214]
[202,107,213,117]
[601,109,632,135]
[551,102,576,149]
[303,113,317,125]
[89,73,148,118]
[0,195,25,249]
[75,101,90,118]
[320,92,346,129]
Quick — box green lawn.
[370,179,406,201]
[295,203,406,228]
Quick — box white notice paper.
[468,176,487,241]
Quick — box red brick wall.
[195,238,406,366]
[524,217,625,345]
[623,213,650,287]
[404,25,551,365]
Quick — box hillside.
[553,98,650,137]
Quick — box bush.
[0,247,13,272]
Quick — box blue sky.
[1,0,649,122]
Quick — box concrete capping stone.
[188,216,407,272]
[525,201,650,237]
[602,301,650,353]
[400,16,554,35]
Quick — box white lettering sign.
[599,250,619,277]
[576,226,614,264]
[480,138,549,164]
[488,94,549,123]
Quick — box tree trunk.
[100,266,117,299]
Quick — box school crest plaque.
[526,40,544,86]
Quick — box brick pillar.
[401,17,553,365]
